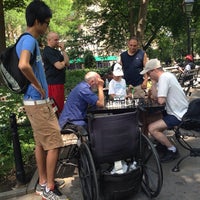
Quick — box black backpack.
[0,33,36,94]
[180,98,200,131]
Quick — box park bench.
[178,67,199,96]
[164,66,199,96]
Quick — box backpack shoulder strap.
[16,33,37,63]
[15,32,33,46]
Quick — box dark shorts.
[162,111,181,128]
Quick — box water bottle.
[132,87,135,98]
[129,161,137,171]
[105,78,109,88]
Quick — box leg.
[138,111,162,136]
[148,119,179,162]
[35,145,47,185]
[148,119,173,148]
[46,148,59,189]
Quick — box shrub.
[0,86,34,180]
[0,67,110,181]
[65,67,111,94]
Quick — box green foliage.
[3,0,26,11]
[4,9,25,45]
[0,68,110,179]
[65,69,89,94]
[84,51,96,69]
[65,67,111,95]
[0,86,34,179]
[45,0,73,36]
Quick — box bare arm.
[18,50,45,98]
[54,42,69,69]
[157,97,166,105]
[149,81,166,105]
[141,52,148,89]
[96,78,105,107]
[109,94,116,100]
[54,51,69,69]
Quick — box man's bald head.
[47,32,58,40]
[46,32,59,48]
[85,71,100,82]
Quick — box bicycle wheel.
[140,134,163,198]
[78,142,99,200]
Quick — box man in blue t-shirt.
[16,1,66,199]
[59,71,105,128]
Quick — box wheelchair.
[58,110,163,200]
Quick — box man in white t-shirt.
[140,59,188,163]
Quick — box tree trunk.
[128,0,135,38]
[0,0,6,85]
[0,0,6,52]
[137,0,149,48]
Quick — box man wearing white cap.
[140,58,188,162]
[108,63,128,100]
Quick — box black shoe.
[160,149,180,163]
[155,143,167,153]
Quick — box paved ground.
[4,136,200,200]
[3,88,200,200]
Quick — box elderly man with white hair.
[59,71,104,129]
[140,59,188,162]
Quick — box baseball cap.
[113,63,124,76]
[140,58,161,75]
[185,54,193,61]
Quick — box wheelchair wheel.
[140,134,163,198]
[78,142,99,200]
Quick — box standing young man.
[119,37,148,98]
[16,1,67,199]
[43,32,69,115]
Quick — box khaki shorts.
[24,102,63,151]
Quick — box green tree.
[0,0,26,52]
[0,0,27,85]
[71,0,200,61]
[84,50,96,68]
[2,0,200,66]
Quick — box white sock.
[168,146,176,152]
[45,186,50,192]
[40,183,46,187]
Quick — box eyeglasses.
[44,21,50,27]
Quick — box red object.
[185,55,193,61]
[48,84,65,115]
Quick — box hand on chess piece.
[127,84,134,98]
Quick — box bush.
[0,86,34,180]
[65,67,111,94]
[0,67,110,181]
